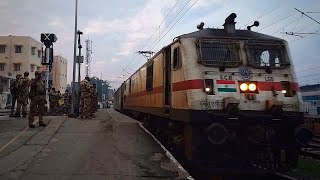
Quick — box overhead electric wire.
[271,15,303,35]
[240,0,291,29]
[122,0,181,72]
[128,0,195,72]
[290,28,320,43]
[258,12,298,32]
[129,0,199,73]
[146,0,193,51]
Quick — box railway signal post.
[40,33,57,112]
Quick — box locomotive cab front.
[170,13,313,172]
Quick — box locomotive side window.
[200,41,241,67]
[247,41,290,68]
[146,62,154,91]
[173,47,181,70]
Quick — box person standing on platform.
[62,89,71,115]
[28,71,47,128]
[15,71,30,117]
[79,76,92,119]
[9,74,22,117]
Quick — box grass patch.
[294,157,320,179]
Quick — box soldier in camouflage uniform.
[9,74,22,117]
[79,76,92,119]
[49,88,57,114]
[89,84,97,118]
[62,89,71,115]
[15,71,30,117]
[28,71,47,128]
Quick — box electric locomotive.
[114,13,313,173]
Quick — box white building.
[0,35,42,108]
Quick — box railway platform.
[0,109,192,180]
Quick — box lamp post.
[77,30,83,114]
[69,0,78,117]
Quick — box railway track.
[300,135,320,160]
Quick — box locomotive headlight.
[281,90,287,94]
[248,83,257,91]
[205,87,211,92]
[240,83,248,91]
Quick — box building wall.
[0,36,42,108]
[301,84,320,115]
[52,55,67,92]
[0,36,42,81]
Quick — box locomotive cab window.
[200,40,241,67]
[146,62,153,91]
[173,47,181,70]
[247,41,290,68]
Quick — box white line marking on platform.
[139,123,194,180]
[0,119,39,153]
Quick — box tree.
[89,77,110,102]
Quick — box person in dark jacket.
[9,74,22,117]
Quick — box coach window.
[146,62,154,91]
[173,47,181,70]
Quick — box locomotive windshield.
[200,41,242,67]
[247,41,290,68]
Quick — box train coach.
[114,13,314,173]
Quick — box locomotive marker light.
[204,79,214,95]
[239,82,258,93]
[248,83,257,91]
[240,83,248,91]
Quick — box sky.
[0,0,319,89]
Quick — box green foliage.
[89,76,110,102]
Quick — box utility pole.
[85,39,92,77]
[40,33,57,112]
[101,73,103,103]
[70,0,78,118]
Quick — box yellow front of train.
[175,13,314,172]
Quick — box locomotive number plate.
[283,103,298,109]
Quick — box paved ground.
[0,109,191,180]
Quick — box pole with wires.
[69,0,78,118]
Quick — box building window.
[31,47,36,55]
[0,45,6,53]
[15,45,22,53]
[0,63,5,71]
[30,64,35,72]
[173,47,181,70]
[14,63,21,71]
[38,50,42,58]
[146,62,153,91]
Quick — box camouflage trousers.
[79,93,91,118]
[10,95,18,115]
[28,95,45,125]
[16,94,29,115]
